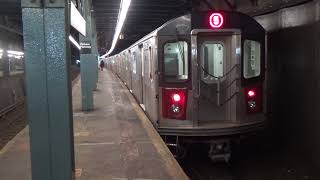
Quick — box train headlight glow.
[209,13,224,28]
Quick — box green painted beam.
[22,0,74,179]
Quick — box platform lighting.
[7,50,24,56]
[101,0,131,58]
[70,1,86,36]
[69,35,81,50]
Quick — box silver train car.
[106,11,267,161]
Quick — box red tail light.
[172,94,181,102]
[162,88,188,120]
[247,90,255,98]
[245,85,262,113]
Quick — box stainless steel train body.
[106,11,267,158]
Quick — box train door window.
[132,52,137,74]
[243,40,261,79]
[142,49,144,77]
[163,41,188,82]
[143,48,149,77]
[149,47,152,80]
[202,42,224,81]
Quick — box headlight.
[171,104,181,113]
[248,101,256,109]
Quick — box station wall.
[256,1,320,168]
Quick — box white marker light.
[101,0,131,58]
[69,35,81,50]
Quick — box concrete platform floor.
[0,69,188,180]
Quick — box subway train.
[105,11,267,161]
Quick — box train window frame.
[200,41,226,83]
[163,40,189,83]
[243,40,261,79]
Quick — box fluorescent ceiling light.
[101,0,131,58]
[7,50,24,56]
[69,35,81,50]
[70,1,86,36]
[0,49,3,53]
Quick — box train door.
[193,32,240,126]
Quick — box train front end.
[158,11,267,161]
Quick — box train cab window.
[243,40,261,79]
[202,43,224,81]
[163,41,188,82]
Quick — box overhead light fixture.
[0,49,3,53]
[70,1,86,36]
[69,35,81,50]
[101,0,131,58]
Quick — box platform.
[0,69,188,180]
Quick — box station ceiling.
[0,0,312,55]
[94,0,311,55]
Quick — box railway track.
[0,100,27,150]
[0,66,80,150]
[179,137,320,180]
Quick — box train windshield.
[163,41,188,82]
[243,40,261,79]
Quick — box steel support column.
[21,0,73,179]
[80,0,97,111]
[2,46,9,77]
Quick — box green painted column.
[21,0,73,180]
[80,0,98,111]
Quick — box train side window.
[243,40,261,79]
[163,41,188,82]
